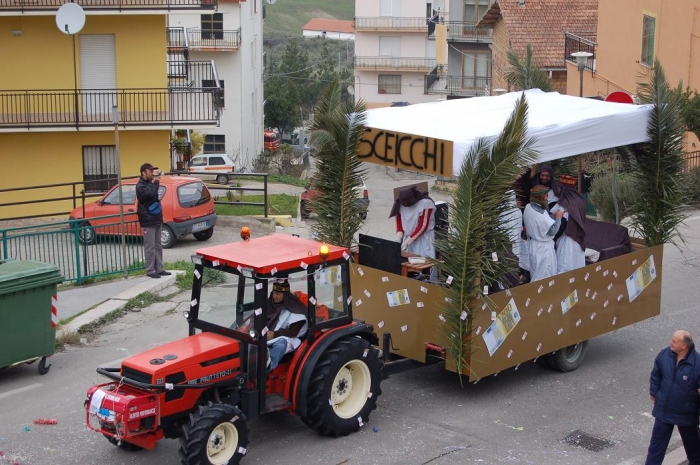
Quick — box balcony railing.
[428,21,492,42]
[354,16,428,31]
[0,88,221,129]
[564,32,596,72]
[424,74,491,97]
[0,0,216,13]
[167,27,240,53]
[167,59,221,88]
[355,56,436,71]
[1,60,221,129]
[187,28,241,50]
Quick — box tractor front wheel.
[301,337,382,437]
[179,402,248,465]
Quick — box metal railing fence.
[0,88,221,129]
[564,32,597,72]
[0,0,216,12]
[354,16,428,30]
[1,217,145,284]
[354,56,436,70]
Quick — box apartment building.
[354,0,441,108]
[566,0,700,151]
[0,0,226,219]
[167,0,264,170]
[424,0,494,99]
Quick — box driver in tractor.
[266,279,308,371]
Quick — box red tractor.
[84,234,383,464]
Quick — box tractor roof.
[194,234,349,275]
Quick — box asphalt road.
[0,166,699,465]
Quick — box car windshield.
[190,157,207,167]
[178,182,211,208]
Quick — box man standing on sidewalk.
[645,330,700,465]
[136,163,171,279]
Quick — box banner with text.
[358,127,454,177]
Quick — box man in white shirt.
[266,280,308,371]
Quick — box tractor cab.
[188,234,356,414]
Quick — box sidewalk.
[57,272,181,335]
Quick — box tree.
[630,59,688,246]
[264,39,309,133]
[505,44,554,92]
[679,87,700,141]
[435,95,539,382]
[307,79,367,249]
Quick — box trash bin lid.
[0,260,63,296]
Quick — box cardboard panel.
[392,182,430,201]
[351,263,445,363]
[357,127,453,177]
[465,245,664,381]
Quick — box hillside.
[263,0,354,39]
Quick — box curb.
[58,271,182,335]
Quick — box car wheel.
[78,222,95,245]
[161,225,177,249]
[216,174,229,185]
[193,227,214,242]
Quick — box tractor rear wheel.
[179,402,248,465]
[301,337,382,437]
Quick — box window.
[378,75,401,94]
[102,185,137,205]
[190,156,208,167]
[379,36,401,56]
[208,156,226,166]
[201,13,224,40]
[202,79,225,108]
[462,51,490,90]
[177,181,211,208]
[204,135,226,153]
[464,0,489,23]
[83,146,117,192]
[641,15,656,66]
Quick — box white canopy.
[365,89,653,176]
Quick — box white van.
[187,154,236,185]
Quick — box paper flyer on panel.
[626,255,656,302]
[482,298,521,356]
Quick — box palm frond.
[308,79,368,248]
[505,44,554,92]
[631,59,688,246]
[435,95,538,383]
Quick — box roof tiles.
[479,0,598,69]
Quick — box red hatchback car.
[69,176,217,249]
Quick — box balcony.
[0,61,222,131]
[354,16,427,31]
[427,21,492,43]
[0,0,216,14]
[564,32,596,72]
[355,56,436,72]
[167,27,240,53]
[424,72,491,97]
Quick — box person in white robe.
[266,280,308,371]
[390,186,436,259]
[523,185,563,282]
[550,204,586,273]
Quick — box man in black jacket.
[135,163,171,279]
[645,330,700,465]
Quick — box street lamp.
[112,105,128,279]
[571,51,593,193]
[571,51,593,97]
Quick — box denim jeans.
[268,338,287,371]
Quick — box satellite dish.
[432,0,444,11]
[347,85,355,96]
[56,3,86,35]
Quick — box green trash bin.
[0,259,64,375]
